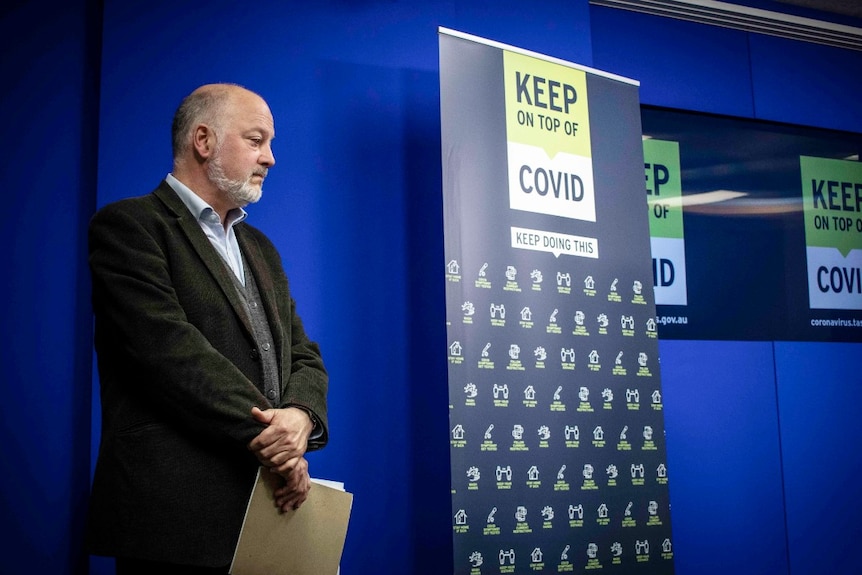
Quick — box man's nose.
[261,143,275,167]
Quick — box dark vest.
[227,259,280,406]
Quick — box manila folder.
[230,467,353,575]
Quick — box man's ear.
[192,124,216,160]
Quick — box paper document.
[230,467,353,575]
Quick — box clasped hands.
[248,406,313,512]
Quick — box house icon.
[652,390,662,403]
[646,318,657,331]
[527,466,540,481]
[447,260,460,275]
[520,306,532,321]
[454,509,467,524]
[531,547,543,563]
[524,385,536,400]
[449,341,462,356]
[593,426,604,440]
[584,275,595,289]
[451,424,465,440]
[589,350,600,364]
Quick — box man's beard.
[207,149,265,207]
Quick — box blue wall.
[1,1,99,574]
[2,1,861,574]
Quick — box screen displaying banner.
[801,156,862,311]
[641,107,862,341]
[440,28,674,574]
[645,139,687,306]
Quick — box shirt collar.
[165,173,248,228]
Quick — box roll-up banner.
[440,28,675,574]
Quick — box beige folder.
[230,467,353,575]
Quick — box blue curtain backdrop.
[2,1,861,574]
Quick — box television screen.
[641,106,862,342]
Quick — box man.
[86,84,328,574]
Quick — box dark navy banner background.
[441,31,673,574]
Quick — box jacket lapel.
[153,182,255,338]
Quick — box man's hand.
[273,456,311,511]
[248,406,313,476]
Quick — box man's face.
[207,91,276,208]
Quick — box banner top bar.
[438,26,640,87]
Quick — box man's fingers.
[247,407,310,462]
[247,407,277,453]
[275,485,310,511]
[251,406,272,425]
[272,457,310,510]
[273,454,304,475]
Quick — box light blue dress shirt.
[166,173,247,286]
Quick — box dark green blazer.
[86,181,328,566]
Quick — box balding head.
[171,83,264,162]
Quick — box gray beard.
[207,153,263,207]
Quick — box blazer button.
[250,348,259,360]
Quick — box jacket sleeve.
[284,294,329,450]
